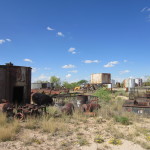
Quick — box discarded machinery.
[61,103,75,115]
[15,104,47,120]
[32,93,54,106]
[0,100,14,117]
[123,99,150,114]
[123,88,150,114]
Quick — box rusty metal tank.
[0,63,31,105]
[76,95,88,107]
[32,93,53,106]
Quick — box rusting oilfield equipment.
[123,88,150,114]
[0,62,31,105]
[0,63,101,119]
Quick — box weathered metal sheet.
[0,68,6,101]
[91,73,111,84]
[123,98,150,114]
[0,63,31,105]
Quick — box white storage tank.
[123,78,135,91]
[111,79,115,88]
[127,78,135,91]
[107,84,112,89]
[135,78,142,87]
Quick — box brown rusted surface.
[31,89,70,95]
[0,63,31,105]
[61,103,74,115]
[15,104,47,120]
[81,103,100,112]
[123,99,150,108]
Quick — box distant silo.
[135,78,143,87]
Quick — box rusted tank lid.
[5,62,13,66]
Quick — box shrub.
[24,136,44,145]
[93,88,111,103]
[47,107,61,118]
[146,136,150,141]
[77,138,89,146]
[114,116,130,125]
[94,135,104,143]
[108,138,122,145]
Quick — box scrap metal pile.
[123,88,150,114]
[0,93,101,120]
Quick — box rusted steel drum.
[32,93,53,106]
[61,103,74,115]
[76,95,88,107]
[0,103,13,113]
[81,103,100,112]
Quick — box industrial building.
[31,82,54,89]
[0,63,31,105]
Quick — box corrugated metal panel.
[0,68,6,100]
[31,83,42,89]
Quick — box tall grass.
[98,98,138,123]
[0,112,20,142]
[41,117,68,134]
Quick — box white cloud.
[32,67,39,73]
[120,70,130,74]
[44,67,51,70]
[141,7,150,12]
[0,38,12,44]
[57,32,64,37]
[66,74,71,78]
[0,39,5,44]
[104,61,119,68]
[68,70,78,73]
[68,47,76,54]
[33,74,50,82]
[124,60,128,63]
[62,64,75,69]
[24,58,32,63]
[6,39,11,42]
[72,51,76,54]
[83,60,99,64]
[47,26,54,31]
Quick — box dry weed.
[0,119,20,142]
[41,117,68,134]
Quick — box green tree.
[63,81,71,89]
[93,87,111,103]
[146,76,150,82]
[63,81,79,89]
[77,80,88,85]
[50,76,61,87]
[143,76,150,86]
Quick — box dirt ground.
[0,115,149,150]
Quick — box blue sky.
[0,0,150,82]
